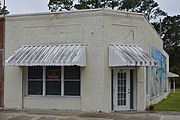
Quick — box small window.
[46,81,61,95]
[46,67,61,80]
[46,67,61,95]
[28,67,43,95]
[64,81,80,96]
[28,81,43,95]
[64,66,80,96]
[28,66,43,79]
[64,66,80,79]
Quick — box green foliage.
[48,0,166,20]
[169,46,180,87]
[48,0,74,11]
[118,0,141,11]
[154,89,180,111]
[119,0,167,20]
[0,1,9,15]
[152,15,180,86]
[152,15,180,65]
[74,0,101,9]
[163,16,180,52]
[74,0,120,10]
[74,1,91,9]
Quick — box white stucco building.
[4,9,169,112]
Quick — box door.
[113,69,130,110]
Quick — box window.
[28,67,43,95]
[46,67,61,95]
[27,66,80,96]
[64,66,80,96]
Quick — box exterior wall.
[4,67,22,108]
[0,17,4,107]
[4,9,169,112]
[143,19,169,107]
[102,10,168,110]
[24,97,81,110]
[136,67,146,111]
[103,11,147,111]
[5,10,109,112]
[146,50,170,107]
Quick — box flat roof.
[4,9,144,18]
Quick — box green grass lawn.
[154,88,180,111]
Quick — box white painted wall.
[4,9,169,112]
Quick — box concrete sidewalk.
[0,109,179,120]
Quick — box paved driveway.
[161,115,180,120]
[0,109,180,120]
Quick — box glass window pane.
[46,67,61,80]
[124,100,126,105]
[64,66,80,79]
[28,67,43,79]
[28,81,43,95]
[46,81,61,95]
[64,81,80,96]
[118,100,120,106]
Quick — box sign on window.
[47,70,60,79]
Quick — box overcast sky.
[2,0,180,16]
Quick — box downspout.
[2,0,6,107]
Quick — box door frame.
[112,68,137,111]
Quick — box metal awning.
[109,44,158,67]
[167,72,179,78]
[6,44,86,66]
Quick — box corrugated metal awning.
[109,44,158,67]
[167,72,179,78]
[6,44,86,66]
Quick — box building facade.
[4,9,169,112]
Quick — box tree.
[75,0,166,20]
[74,0,101,9]
[49,0,166,21]
[0,1,9,15]
[48,0,74,11]
[153,15,180,53]
[152,15,180,78]
[74,0,120,10]
[138,0,166,20]
[118,0,167,20]
[118,0,141,11]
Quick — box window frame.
[25,66,81,97]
